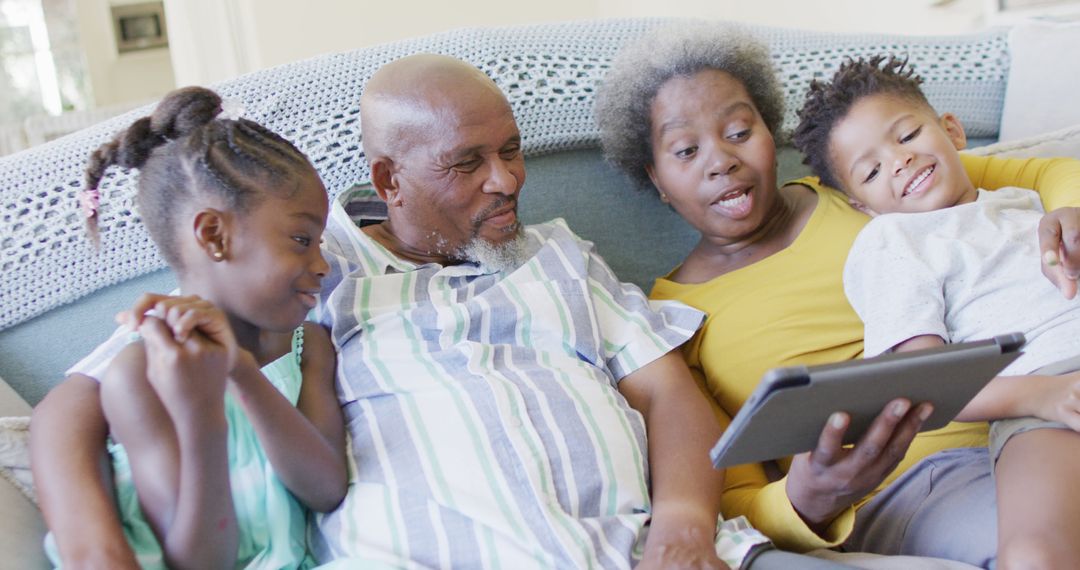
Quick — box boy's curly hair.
[791,55,931,192]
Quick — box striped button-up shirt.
[310,190,724,569]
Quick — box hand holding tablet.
[710,333,1025,469]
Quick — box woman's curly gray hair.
[595,22,784,190]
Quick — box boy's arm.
[892,334,1080,428]
[956,372,1080,426]
[618,350,729,570]
[30,374,138,570]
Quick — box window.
[0,0,90,125]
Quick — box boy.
[793,55,1080,569]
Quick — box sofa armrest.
[0,476,48,569]
[0,377,47,568]
[0,375,30,417]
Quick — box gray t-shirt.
[844,186,1080,375]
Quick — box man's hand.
[1038,208,1080,299]
[619,352,729,569]
[638,512,730,570]
[785,398,931,532]
[637,541,730,570]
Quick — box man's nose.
[484,158,519,195]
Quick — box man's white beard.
[455,228,528,273]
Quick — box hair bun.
[149,86,223,141]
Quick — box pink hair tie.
[79,188,100,218]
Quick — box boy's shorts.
[988,417,1070,464]
[988,353,1080,464]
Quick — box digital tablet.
[710,333,1025,469]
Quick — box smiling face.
[646,69,779,243]
[828,93,975,215]
[393,88,526,259]
[215,171,330,332]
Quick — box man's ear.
[193,208,229,261]
[645,164,670,204]
[940,112,967,151]
[847,197,879,217]
[370,157,403,207]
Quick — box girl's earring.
[213,250,225,261]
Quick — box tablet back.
[710,333,1024,468]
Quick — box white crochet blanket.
[0,19,1009,330]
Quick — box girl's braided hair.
[83,86,315,268]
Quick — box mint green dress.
[47,327,314,569]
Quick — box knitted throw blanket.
[0,19,1009,330]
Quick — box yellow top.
[650,153,1080,552]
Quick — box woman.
[595,22,1080,566]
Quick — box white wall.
[244,0,595,71]
[595,0,986,35]
[164,0,601,86]
[163,0,991,87]
[76,0,175,107]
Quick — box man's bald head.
[360,54,510,160]
[359,54,526,271]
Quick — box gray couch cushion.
[0,269,177,405]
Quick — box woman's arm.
[961,154,1080,209]
[784,398,930,534]
[228,322,347,512]
[30,375,138,570]
[692,360,926,553]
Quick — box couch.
[1,17,1069,569]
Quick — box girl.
[44,86,346,569]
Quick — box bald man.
[356,54,530,272]
[311,53,760,569]
[34,55,851,569]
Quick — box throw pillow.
[999,20,1080,142]
[964,122,1080,159]
[0,416,34,505]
